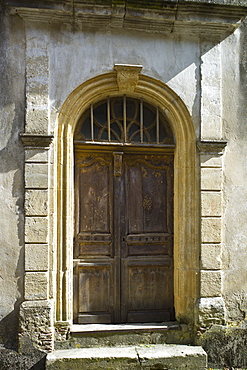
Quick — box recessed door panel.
[121,258,174,323]
[125,156,170,234]
[74,152,113,260]
[76,261,114,324]
[76,153,112,234]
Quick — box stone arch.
[54,69,198,325]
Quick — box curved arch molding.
[55,68,198,325]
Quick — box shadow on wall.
[0,4,25,355]
[0,305,46,369]
[0,346,46,370]
[0,304,21,350]
[0,311,46,370]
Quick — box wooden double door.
[73,148,174,323]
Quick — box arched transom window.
[74,96,174,145]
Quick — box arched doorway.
[73,96,175,323]
[55,68,198,327]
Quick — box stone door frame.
[54,67,199,327]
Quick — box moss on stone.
[197,322,247,368]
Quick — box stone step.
[55,322,194,349]
[46,344,207,370]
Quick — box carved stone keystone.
[114,64,143,92]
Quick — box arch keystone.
[114,64,143,92]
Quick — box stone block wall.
[198,144,226,327]
[19,141,54,352]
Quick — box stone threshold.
[70,322,180,334]
[46,344,207,369]
[55,322,193,350]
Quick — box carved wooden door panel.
[121,153,174,322]
[74,151,115,324]
[74,150,174,324]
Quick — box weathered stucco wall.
[197,19,247,368]
[221,18,247,322]
[0,8,25,349]
[48,25,201,136]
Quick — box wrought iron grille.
[75,96,174,145]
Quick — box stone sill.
[70,322,180,334]
[7,0,247,38]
